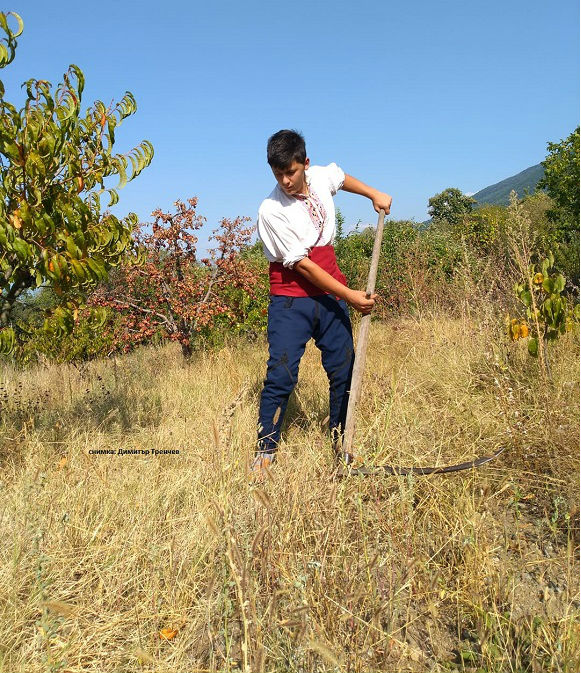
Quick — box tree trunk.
[1,270,32,327]
[180,339,192,360]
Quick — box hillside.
[472,163,545,206]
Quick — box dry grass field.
[0,313,579,672]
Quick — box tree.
[538,127,580,231]
[461,204,508,253]
[538,127,580,283]
[0,12,154,353]
[427,187,476,227]
[91,198,259,359]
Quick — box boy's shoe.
[250,452,276,483]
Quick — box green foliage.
[335,216,464,316]
[0,11,21,69]
[460,204,508,253]
[7,307,116,365]
[0,12,153,350]
[198,238,269,346]
[9,286,59,327]
[335,207,345,242]
[378,221,465,315]
[201,248,269,346]
[539,127,580,232]
[427,187,476,227]
[334,222,375,290]
[520,191,554,247]
[0,326,15,354]
[511,251,579,371]
[538,127,580,282]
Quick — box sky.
[2,0,579,249]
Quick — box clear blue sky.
[3,0,579,248]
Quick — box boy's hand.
[341,176,392,215]
[346,290,378,314]
[372,191,392,215]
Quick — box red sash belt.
[269,245,347,297]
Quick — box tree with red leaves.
[91,198,259,358]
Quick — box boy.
[254,129,392,477]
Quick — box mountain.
[471,164,545,207]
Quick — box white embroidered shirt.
[257,163,345,268]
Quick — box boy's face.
[271,158,310,196]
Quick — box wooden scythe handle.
[342,208,385,458]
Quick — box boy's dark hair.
[267,129,306,169]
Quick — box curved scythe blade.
[336,446,506,478]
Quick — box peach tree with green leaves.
[0,11,153,353]
[510,251,579,379]
[507,191,579,381]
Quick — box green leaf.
[0,327,15,354]
[553,275,565,293]
[520,290,532,307]
[0,138,21,162]
[66,236,80,259]
[85,257,107,280]
[7,12,23,38]
[42,213,56,233]
[106,189,119,207]
[55,254,69,278]
[70,258,86,281]
[527,337,538,357]
[116,157,128,189]
[11,237,31,261]
[48,255,61,280]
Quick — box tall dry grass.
[0,312,578,672]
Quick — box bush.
[336,218,465,316]
[13,308,117,365]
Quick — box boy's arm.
[341,174,392,215]
[293,172,391,313]
[293,257,377,314]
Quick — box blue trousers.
[257,294,355,454]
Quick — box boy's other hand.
[372,191,392,215]
[347,290,378,315]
